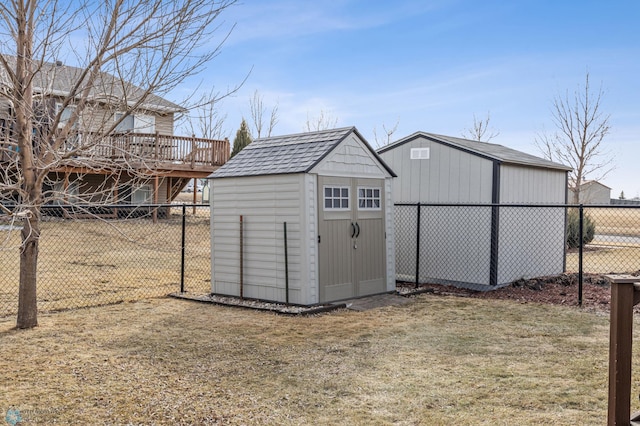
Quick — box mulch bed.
[398,272,640,313]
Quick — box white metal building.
[378,132,571,289]
[209,127,396,305]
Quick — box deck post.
[152,176,159,224]
[606,275,640,425]
[192,178,197,215]
[191,135,196,169]
[154,131,160,163]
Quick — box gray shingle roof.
[378,131,572,171]
[0,56,183,113]
[211,127,353,178]
[211,127,396,178]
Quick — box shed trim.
[489,161,500,286]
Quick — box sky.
[179,0,640,198]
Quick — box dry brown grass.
[588,207,640,236]
[0,294,630,425]
[566,246,640,274]
[561,207,640,274]
[0,211,211,316]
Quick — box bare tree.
[536,73,613,203]
[249,89,278,138]
[462,112,499,141]
[186,88,229,140]
[372,119,399,148]
[304,110,338,132]
[0,0,237,328]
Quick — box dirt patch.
[398,272,635,313]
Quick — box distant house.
[378,131,571,289]
[569,180,611,205]
[0,58,229,214]
[209,127,396,305]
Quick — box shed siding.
[497,206,565,284]
[497,164,566,284]
[314,134,388,178]
[303,174,318,304]
[499,164,566,203]
[378,136,493,203]
[211,174,307,304]
[384,178,396,291]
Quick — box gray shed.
[378,132,572,289]
[209,127,396,305]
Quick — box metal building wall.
[497,164,567,284]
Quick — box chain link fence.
[0,203,210,318]
[395,203,640,291]
[4,202,639,317]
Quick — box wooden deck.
[1,132,230,174]
[78,132,230,171]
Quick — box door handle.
[351,222,356,238]
[355,222,360,238]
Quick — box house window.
[115,113,134,132]
[323,186,350,210]
[358,187,381,210]
[56,103,77,129]
[131,184,152,204]
[115,113,155,134]
[410,147,430,159]
[51,180,80,205]
[134,114,155,134]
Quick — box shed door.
[318,176,386,302]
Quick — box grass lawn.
[0,211,211,316]
[0,294,633,425]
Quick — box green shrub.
[566,209,596,249]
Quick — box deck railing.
[1,132,230,169]
[94,132,230,167]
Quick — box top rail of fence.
[394,202,637,209]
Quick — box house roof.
[0,57,184,113]
[378,131,572,172]
[571,180,612,190]
[210,126,396,178]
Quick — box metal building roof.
[211,127,395,178]
[378,131,572,171]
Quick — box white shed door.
[318,176,386,302]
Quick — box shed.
[378,132,572,289]
[209,127,396,305]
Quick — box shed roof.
[378,131,571,171]
[210,126,396,178]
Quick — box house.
[0,59,229,215]
[208,127,396,305]
[569,180,611,204]
[377,132,571,289]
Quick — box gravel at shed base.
[169,292,344,315]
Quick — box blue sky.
[184,0,640,198]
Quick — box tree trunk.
[17,210,40,329]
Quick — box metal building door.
[318,176,386,302]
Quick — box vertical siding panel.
[211,174,306,303]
